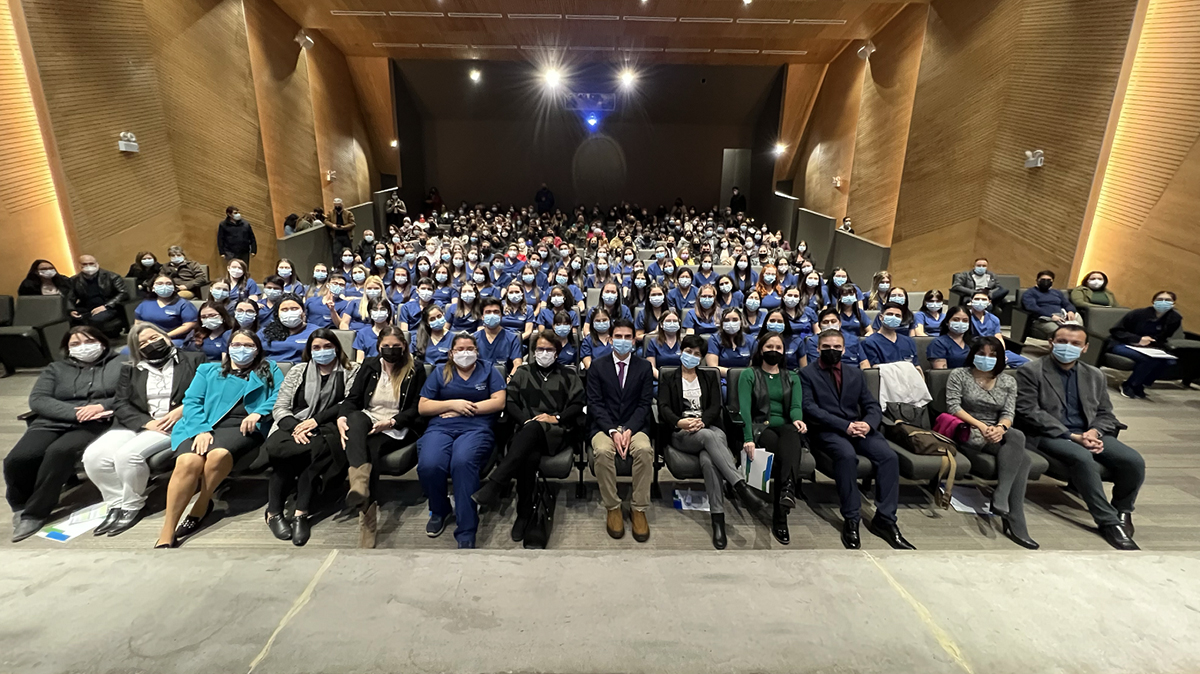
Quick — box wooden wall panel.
[773,63,827,186]
[797,43,867,219]
[347,56,399,180]
[244,0,324,229]
[1081,0,1200,317]
[19,0,184,272]
[890,217,979,294]
[308,29,377,209]
[845,3,928,244]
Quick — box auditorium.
[1,0,1198,672]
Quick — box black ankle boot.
[771,506,790,545]
[779,476,798,510]
[733,481,769,517]
[472,479,504,510]
[710,513,727,550]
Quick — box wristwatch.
[554,414,561,423]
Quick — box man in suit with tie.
[800,330,915,550]
[586,319,655,541]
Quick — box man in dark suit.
[586,319,655,542]
[1015,324,1144,550]
[800,330,915,550]
[950,256,1008,308]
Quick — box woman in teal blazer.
[155,330,281,548]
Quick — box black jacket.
[585,353,654,437]
[217,218,257,257]
[28,350,124,432]
[1110,306,1182,347]
[112,351,204,431]
[658,367,723,432]
[729,193,747,215]
[66,270,129,311]
[338,357,427,435]
[799,362,882,436]
[506,361,585,449]
[126,262,162,298]
[18,274,70,296]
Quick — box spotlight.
[587,114,598,127]
[544,68,561,88]
[390,139,398,148]
[773,142,786,156]
[743,0,752,4]
[469,69,481,83]
[620,69,636,88]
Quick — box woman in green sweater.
[736,332,808,545]
[1070,270,1120,309]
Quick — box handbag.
[883,404,958,509]
[522,471,557,550]
[932,412,971,444]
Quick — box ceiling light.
[544,68,561,88]
[743,0,752,5]
[469,69,481,82]
[774,142,787,156]
[587,114,598,127]
[390,140,398,148]
[620,69,636,87]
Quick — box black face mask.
[761,351,784,366]
[819,348,842,366]
[379,346,407,364]
[141,339,172,363]
[1037,279,1053,291]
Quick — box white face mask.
[452,350,478,368]
[279,310,304,328]
[534,349,556,368]
[70,342,104,363]
[228,267,244,279]
[1087,279,1105,290]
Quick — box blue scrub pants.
[417,426,494,544]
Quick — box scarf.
[295,359,343,421]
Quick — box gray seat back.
[586,287,600,309]
[0,295,13,326]
[14,295,66,326]
[914,335,934,372]
[712,265,733,278]
[925,368,952,415]
[332,329,355,355]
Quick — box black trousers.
[5,426,107,519]
[345,411,406,499]
[756,424,805,504]
[489,421,557,514]
[815,429,899,524]
[70,309,124,339]
[264,424,340,514]
[331,233,353,264]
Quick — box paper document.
[949,487,993,516]
[742,448,774,493]
[1125,346,1175,359]
[673,489,711,512]
[38,503,109,542]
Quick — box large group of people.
[5,191,1186,552]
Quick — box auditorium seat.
[1086,306,1199,382]
[720,367,817,481]
[862,368,972,485]
[712,265,733,279]
[585,287,600,309]
[0,295,13,327]
[332,330,355,356]
[377,362,434,476]
[637,249,654,261]
[0,295,70,374]
[584,366,664,498]
[914,335,934,372]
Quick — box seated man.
[1014,325,1145,550]
[162,245,208,299]
[66,255,129,338]
[800,329,915,551]
[586,319,655,543]
[951,257,1009,309]
[1021,270,1079,339]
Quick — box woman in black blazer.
[17,259,71,296]
[658,334,767,549]
[82,323,203,537]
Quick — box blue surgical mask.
[662,321,680,333]
[522,274,536,284]
[417,288,433,302]
[881,315,903,329]
[229,345,257,365]
[153,284,174,298]
[429,316,446,331]
[311,348,338,365]
[833,276,847,287]
[1154,299,1174,313]
[766,321,785,333]
[783,296,800,308]
[612,338,633,355]
[264,288,283,302]
[926,302,943,312]
[974,266,987,275]
[312,271,328,282]
[678,277,692,288]
[840,295,856,305]
[698,296,715,309]
[555,275,569,285]
[554,324,571,338]
[680,352,701,369]
[279,310,304,328]
[1052,343,1083,364]
[745,299,760,312]
[211,288,229,301]
[634,278,647,288]
[649,295,664,307]
[762,274,776,284]
[971,300,990,312]
[948,320,970,334]
[352,272,366,283]
[805,278,819,288]
[435,272,448,283]
[278,267,293,278]
[594,320,610,333]
[602,292,618,305]
[973,354,997,371]
[482,313,501,329]
[365,289,382,300]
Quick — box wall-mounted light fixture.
[325,170,337,182]
[390,140,399,148]
[1024,149,1045,168]
[857,41,876,60]
[832,176,843,188]
[118,132,139,153]
[295,29,314,51]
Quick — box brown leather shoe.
[606,508,625,539]
[631,510,650,543]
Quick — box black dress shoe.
[778,476,798,511]
[841,518,861,549]
[733,481,769,518]
[1118,511,1134,537]
[291,515,311,547]
[471,480,503,510]
[11,517,44,543]
[175,500,214,541]
[106,509,142,537]
[266,512,292,540]
[1001,518,1039,550]
[511,513,529,542]
[771,509,790,545]
[710,513,727,550]
[94,508,123,536]
[1101,524,1139,551]
[868,516,916,550]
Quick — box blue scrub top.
[543,285,584,305]
[707,333,755,368]
[414,330,455,366]
[683,309,719,336]
[636,307,668,334]
[259,324,319,363]
[970,311,1002,338]
[228,278,259,304]
[446,303,481,333]
[388,286,413,306]
[821,283,864,306]
[837,307,869,336]
[585,304,632,325]
[802,331,864,367]
[473,328,522,370]
[304,295,336,329]
[644,335,682,368]
[502,305,534,332]
[744,308,767,335]
[257,301,278,326]
[759,291,782,311]
[694,270,718,287]
[667,286,698,311]
[537,307,580,329]
[432,285,456,305]
[862,332,919,366]
[927,335,969,368]
[281,280,306,296]
[399,299,433,331]
[420,363,506,431]
[182,331,229,362]
[343,297,378,332]
[717,290,745,311]
[353,325,383,358]
[581,335,613,363]
[784,335,805,370]
[786,306,818,339]
[134,297,199,344]
[914,310,946,334]
[557,340,579,367]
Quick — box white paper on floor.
[949,486,993,516]
[673,489,710,512]
[38,502,108,542]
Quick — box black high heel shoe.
[1001,518,1039,550]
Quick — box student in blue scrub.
[742,290,766,335]
[368,252,393,286]
[754,264,784,311]
[544,266,584,310]
[781,287,818,340]
[667,267,698,311]
[344,277,388,332]
[135,274,200,346]
[448,250,468,288]
[304,267,347,330]
[757,310,802,370]
[259,296,320,363]
[625,269,651,311]
[353,299,393,362]
[658,259,678,291]
[684,285,721,336]
[715,275,744,311]
[799,272,824,312]
[694,254,719,287]
[550,311,580,367]
[471,265,500,301]
[417,333,506,549]
[414,256,435,287]
[645,309,683,377]
[412,304,453,366]
[581,308,614,369]
[775,256,798,288]
[501,244,524,285]
[913,290,948,337]
[517,268,541,306]
[275,258,305,296]
[538,284,580,331]
[446,282,482,333]
[225,259,259,304]
[207,280,235,315]
[730,254,757,295]
[822,267,865,308]
[870,288,915,337]
[345,264,370,299]
[399,278,437,333]
[523,253,549,290]
[834,285,870,337]
[473,298,523,373]
[862,303,919,368]
[586,255,619,290]
[800,309,868,369]
[232,299,261,334]
[186,301,233,362]
[636,284,670,341]
[334,248,357,284]
[928,306,972,369]
[646,245,670,283]
[967,291,1029,367]
[501,282,536,342]
[586,281,632,336]
[706,308,755,376]
[388,265,414,306]
[257,276,286,325]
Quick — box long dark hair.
[262,294,306,343]
[61,325,110,359]
[966,336,1006,377]
[303,327,352,369]
[939,305,971,337]
[750,331,786,367]
[24,259,61,286]
[221,329,273,387]
[192,301,233,348]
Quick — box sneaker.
[426,512,449,538]
[1119,384,1136,399]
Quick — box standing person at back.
[729,186,747,216]
[586,319,655,543]
[217,206,256,265]
[325,198,356,265]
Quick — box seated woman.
[968,291,1029,367]
[635,283,670,340]
[799,272,823,312]
[645,309,683,377]
[586,281,633,336]
[18,259,70,296]
[799,309,868,369]
[625,269,650,310]
[781,287,818,339]
[742,289,766,335]
[1110,290,1181,399]
[551,310,580,367]
[474,298,523,371]
[501,282,536,342]
[735,332,807,546]
[225,258,259,304]
[84,324,204,537]
[432,263,457,305]
[400,278,438,333]
[388,263,414,305]
[304,265,349,330]
[446,281,482,333]
[472,265,500,301]
[684,285,720,336]
[185,302,232,362]
[667,267,698,311]
[257,275,286,325]
[232,299,261,333]
[338,326,426,547]
[946,336,1036,549]
[344,276,387,331]
[758,310,802,370]
[581,308,614,369]
[275,258,305,296]
[417,333,507,549]
[862,302,919,368]
[208,279,233,312]
[754,264,783,311]
[715,275,744,311]
[127,251,161,299]
[259,296,320,363]
[345,264,371,299]
[1070,270,1119,309]
[353,299,394,362]
[335,248,358,284]
[694,254,718,287]
[413,303,453,366]
[134,274,199,346]
[928,306,972,369]
[913,290,948,337]
[263,329,359,546]
[705,308,755,376]
[156,330,282,548]
[822,267,864,308]
[868,271,893,310]
[517,266,542,305]
[540,284,581,331]
[661,335,768,549]
[472,330,584,542]
[869,287,915,337]
[834,284,870,337]
[5,326,123,542]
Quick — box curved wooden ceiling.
[270,0,921,64]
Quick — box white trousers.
[82,429,172,511]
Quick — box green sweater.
[737,367,803,443]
